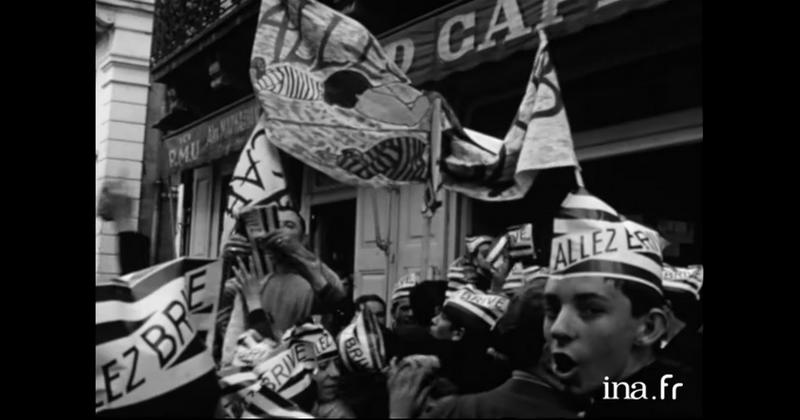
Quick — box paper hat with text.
[337,308,386,373]
[391,272,420,304]
[549,188,664,295]
[443,285,510,332]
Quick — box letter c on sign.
[385,39,415,74]
[438,13,476,62]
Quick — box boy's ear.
[636,307,668,347]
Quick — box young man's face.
[429,311,458,341]
[543,276,641,396]
[312,356,342,403]
[363,300,387,326]
[476,243,491,259]
[391,297,414,328]
[278,210,305,243]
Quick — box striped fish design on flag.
[95,258,222,413]
[252,61,324,101]
[250,0,444,189]
[337,137,428,182]
[550,188,664,295]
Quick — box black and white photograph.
[95,0,702,417]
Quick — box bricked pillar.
[96,0,154,282]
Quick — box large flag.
[249,0,577,201]
[222,114,291,243]
[95,258,223,413]
[250,0,440,187]
[442,30,579,201]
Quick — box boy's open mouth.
[552,352,578,378]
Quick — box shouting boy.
[543,189,701,418]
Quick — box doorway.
[309,199,357,280]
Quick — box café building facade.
[145,0,701,305]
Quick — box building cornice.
[97,0,154,14]
[96,16,114,38]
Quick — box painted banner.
[381,0,672,85]
[442,30,578,200]
[222,115,291,245]
[95,258,223,412]
[250,0,445,188]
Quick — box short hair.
[490,283,546,370]
[409,281,447,326]
[608,278,667,352]
[355,294,386,311]
[607,278,665,318]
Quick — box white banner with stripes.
[95,258,223,412]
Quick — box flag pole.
[421,97,443,280]
[574,167,585,188]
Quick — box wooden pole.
[575,167,585,188]
[422,98,443,280]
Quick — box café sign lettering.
[164,99,261,172]
[380,0,670,84]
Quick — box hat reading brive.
[443,285,509,332]
[549,189,664,295]
[502,263,549,294]
[391,272,420,304]
[465,235,494,256]
[282,322,338,363]
[662,264,703,300]
[337,308,386,372]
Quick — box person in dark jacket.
[543,192,702,418]
[392,280,448,359]
[230,207,348,341]
[97,181,150,275]
[419,282,580,418]
[427,285,511,394]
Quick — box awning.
[379,0,672,85]
[161,96,260,175]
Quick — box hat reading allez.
[549,188,664,295]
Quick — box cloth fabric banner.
[441,29,578,201]
[95,258,222,412]
[222,114,291,245]
[251,0,442,188]
[250,0,579,203]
